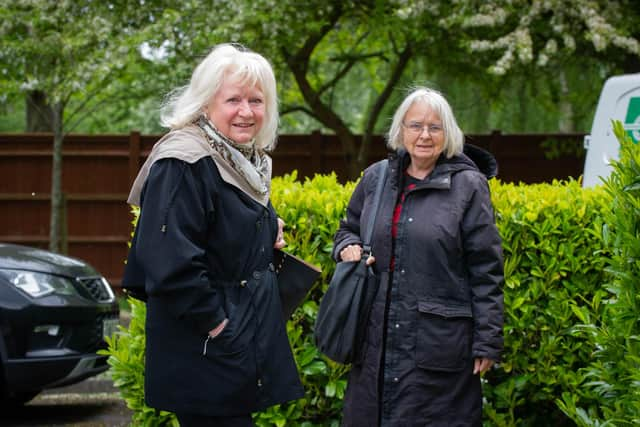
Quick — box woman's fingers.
[274,218,286,248]
[340,244,363,262]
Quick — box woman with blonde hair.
[123,43,303,427]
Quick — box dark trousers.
[176,413,254,427]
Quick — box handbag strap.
[362,159,388,255]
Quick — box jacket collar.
[388,149,478,191]
[127,125,271,207]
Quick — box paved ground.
[3,373,133,427]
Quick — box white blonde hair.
[387,87,464,158]
[160,43,279,150]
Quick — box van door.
[582,73,640,187]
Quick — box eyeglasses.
[402,122,444,135]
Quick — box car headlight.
[0,269,77,298]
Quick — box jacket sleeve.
[462,174,504,362]
[332,174,368,262]
[134,158,226,334]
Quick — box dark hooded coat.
[332,150,504,427]
[123,127,303,416]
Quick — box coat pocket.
[415,300,473,372]
[202,324,248,358]
[203,287,255,358]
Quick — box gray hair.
[386,87,464,158]
[160,43,279,151]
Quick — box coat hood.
[391,148,481,182]
[389,141,498,180]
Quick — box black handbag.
[314,160,388,364]
[273,249,321,320]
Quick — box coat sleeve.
[462,174,504,362]
[134,158,226,334]
[332,175,368,262]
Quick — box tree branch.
[281,104,317,118]
[280,1,357,156]
[63,68,123,133]
[317,31,385,96]
[359,43,413,163]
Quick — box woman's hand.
[208,318,228,338]
[473,357,494,375]
[274,218,286,249]
[339,244,375,265]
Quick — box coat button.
[395,323,400,329]
[408,217,413,222]
[393,377,399,382]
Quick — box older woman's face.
[205,78,265,144]
[402,102,445,168]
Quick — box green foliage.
[3,1,636,136]
[0,0,170,132]
[106,170,617,426]
[484,179,610,426]
[100,298,178,426]
[260,172,356,426]
[557,121,640,426]
[0,96,25,132]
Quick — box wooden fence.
[0,131,586,289]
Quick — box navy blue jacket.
[125,156,303,416]
[333,151,504,426]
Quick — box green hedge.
[105,164,622,426]
[484,179,609,426]
[557,122,640,426]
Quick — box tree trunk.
[26,90,54,132]
[49,102,64,253]
[558,70,575,132]
[343,133,364,179]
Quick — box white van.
[582,73,640,187]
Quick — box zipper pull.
[202,336,211,355]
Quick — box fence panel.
[0,131,586,289]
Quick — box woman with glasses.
[333,86,504,426]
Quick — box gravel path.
[3,370,133,426]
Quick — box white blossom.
[463,7,507,28]
[20,79,40,91]
[563,34,576,51]
[537,53,549,67]
[612,36,640,55]
[544,39,558,55]
[467,0,639,74]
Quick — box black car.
[0,243,119,406]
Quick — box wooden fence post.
[310,130,323,174]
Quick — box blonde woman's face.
[205,79,265,144]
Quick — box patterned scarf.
[196,115,270,196]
